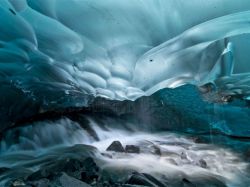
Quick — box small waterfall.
[0,118,93,152]
[0,115,249,186]
[0,116,141,152]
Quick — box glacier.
[1,0,250,107]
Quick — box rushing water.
[0,117,249,186]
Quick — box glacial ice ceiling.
[1,0,250,116]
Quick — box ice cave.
[0,0,250,186]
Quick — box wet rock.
[182,175,227,187]
[125,145,140,154]
[199,159,207,168]
[127,174,153,186]
[0,167,10,174]
[100,164,136,185]
[27,169,49,181]
[244,148,250,161]
[27,157,99,184]
[123,185,145,187]
[142,173,166,187]
[106,141,125,152]
[101,152,113,158]
[28,179,49,187]
[10,179,30,187]
[81,170,99,184]
[193,137,208,144]
[180,152,187,159]
[151,145,161,156]
[12,179,25,186]
[166,158,178,166]
[53,173,91,187]
[135,141,161,156]
[126,172,165,187]
[182,178,196,187]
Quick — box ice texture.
[1,0,250,111]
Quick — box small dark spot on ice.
[9,8,16,15]
[149,59,153,62]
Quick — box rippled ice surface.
[0,118,249,186]
[2,0,250,130]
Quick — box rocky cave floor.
[0,131,250,187]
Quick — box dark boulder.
[27,157,99,184]
[151,145,161,156]
[52,172,91,187]
[125,145,140,154]
[198,159,207,168]
[0,167,10,175]
[106,141,125,152]
[126,172,165,187]
[27,178,49,187]
[182,175,227,187]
